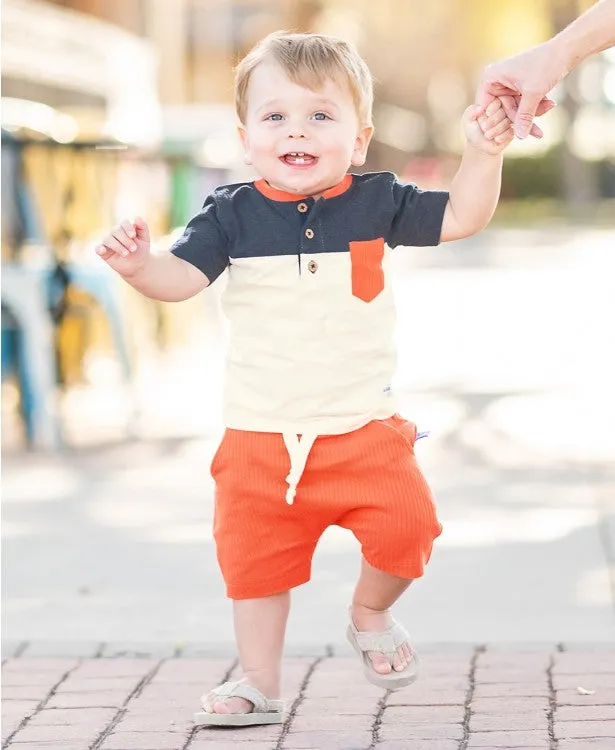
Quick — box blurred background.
[2,0,614,647]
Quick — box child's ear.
[351,125,374,167]
[237,125,252,165]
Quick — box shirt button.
[308,260,318,273]
[305,228,314,239]
[297,202,308,213]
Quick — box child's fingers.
[494,126,514,145]
[133,216,150,243]
[486,108,508,127]
[485,98,503,117]
[101,233,131,257]
[111,224,137,253]
[95,245,115,260]
[485,118,513,140]
[120,219,137,241]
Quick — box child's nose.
[286,121,307,139]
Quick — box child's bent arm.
[121,251,210,302]
[440,149,503,243]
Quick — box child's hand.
[96,217,151,276]
[463,98,514,155]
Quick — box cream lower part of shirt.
[220,249,398,503]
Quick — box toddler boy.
[97,31,513,726]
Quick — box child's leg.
[351,557,414,675]
[205,591,290,715]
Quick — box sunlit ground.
[2,228,614,645]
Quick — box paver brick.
[477,653,551,670]
[9,724,106,743]
[192,723,281,742]
[1,673,63,687]
[470,697,548,715]
[381,705,464,724]
[188,742,276,750]
[554,654,615,675]
[555,674,615,689]
[27,708,116,726]
[6,743,89,749]
[470,714,549,731]
[474,670,548,684]
[1,700,40,718]
[559,741,615,749]
[377,742,459,750]
[289,713,373,731]
[473,682,549,698]
[74,658,157,678]
[281,730,372,749]
[2,658,78,673]
[386,691,466,706]
[99,731,187,749]
[45,690,130,709]
[379,722,464,741]
[295,697,379,715]
[557,706,615,722]
[59,676,143,692]
[116,713,193,732]
[557,689,615,706]
[555,720,615,738]
[465,730,549,747]
[2,686,61,702]
[152,658,232,683]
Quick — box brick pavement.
[2,645,614,750]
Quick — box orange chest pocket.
[349,237,385,302]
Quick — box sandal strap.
[204,680,284,713]
[353,621,411,656]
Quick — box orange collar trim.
[254,174,353,202]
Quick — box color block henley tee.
[170,171,449,502]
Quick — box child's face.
[238,62,373,197]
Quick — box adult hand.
[475,41,568,139]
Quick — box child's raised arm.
[440,99,513,243]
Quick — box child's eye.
[312,112,331,121]
[265,113,283,122]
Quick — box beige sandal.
[195,680,285,727]
[346,611,419,690]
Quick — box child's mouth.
[280,152,317,167]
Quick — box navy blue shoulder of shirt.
[170,171,449,284]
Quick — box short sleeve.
[386,179,449,248]
[169,194,229,283]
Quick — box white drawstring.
[282,432,317,505]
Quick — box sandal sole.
[194,710,284,726]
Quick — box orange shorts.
[211,414,442,599]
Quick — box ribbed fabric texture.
[212,415,443,600]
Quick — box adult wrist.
[547,29,582,76]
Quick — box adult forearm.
[447,148,503,238]
[120,251,206,302]
[553,0,615,71]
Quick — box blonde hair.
[234,31,373,126]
